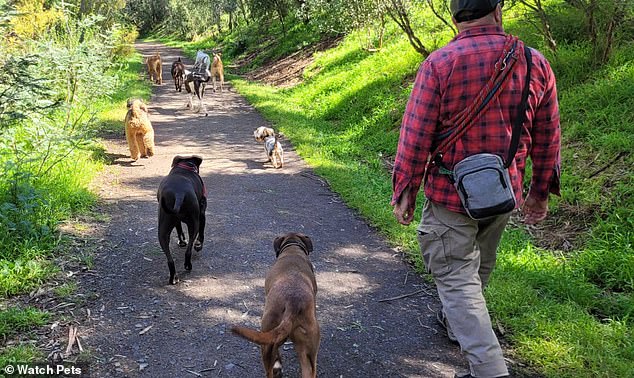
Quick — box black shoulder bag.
[427,37,533,219]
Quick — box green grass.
[0,48,150,363]
[53,282,77,299]
[95,53,152,135]
[205,6,634,377]
[0,307,49,339]
[0,345,43,368]
[0,259,56,298]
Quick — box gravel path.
[78,41,467,378]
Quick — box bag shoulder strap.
[429,35,521,164]
[504,45,532,168]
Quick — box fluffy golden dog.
[124,99,155,161]
[146,53,162,85]
[231,233,319,378]
[211,52,224,92]
[253,126,275,142]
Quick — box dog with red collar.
[157,155,207,284]
[231,233,320,378]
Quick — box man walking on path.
[391,0,561,377]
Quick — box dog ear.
[126,98,133,108]
[273,236,286,257]
[191,156,203,168]
[297,234,313,254]
[139,101,148,113]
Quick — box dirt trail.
[78,41,467,377]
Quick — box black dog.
[171,57,185,92]
[157,155,207,284]
[184,67,211,115]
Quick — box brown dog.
[171,57,185,92]
[211,52,224,92]
[146,52,162,85]
[124,99,155,161]
[231,233,319,378]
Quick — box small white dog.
[253,126,275,142]
[264,135,284,169]
[194,50,211,72]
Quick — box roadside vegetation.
[1,0,631,376]
[138,0,633,376]
[0,0,145,367]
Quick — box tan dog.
[264,135,284,169]
[146,53,162,85]
[231,233,319,378]
[211,52,224,92]
[254,126,275,142]
[124,99,155,161]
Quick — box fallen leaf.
[139,325,153,335]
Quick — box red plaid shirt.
[391,25,561,214]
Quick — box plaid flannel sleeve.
[391,60,441,209]
[528,56,561,200]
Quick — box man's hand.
[522,195,548,225]
[393,188,415,225]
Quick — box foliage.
[0,306,49,338]
[9,0,64,40]
[0,345,42,368]
[0,1,135,301]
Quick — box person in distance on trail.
[391,0,561,377]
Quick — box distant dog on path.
[124,99,155,161]
[184,68,210,115]
[171,57,185,92]
[264,135,284,169]
[231,233,319,378]
[145,53,162,85]
[157,155,207,285]
[211,52,224,92]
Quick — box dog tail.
[161,192,185,214]
[230,310,293,346]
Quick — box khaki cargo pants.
[418,200,510,378]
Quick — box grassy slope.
[163,8,633,377]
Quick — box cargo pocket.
[417,224,451,277]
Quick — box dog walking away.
[184,68,211,115]
[124,99,155,161]
[157,155,207,285]
[264,134,284,168]
[253,126,275,142]
[171,57,185,92]
[194,50,211,72]
[146,52,162,85]
[211,52,224,92]
[231,233,319,378]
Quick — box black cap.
[450,0,501,22]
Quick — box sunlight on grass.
[0,259,56,297]
[0,307,49,338]
[0,345,43,367]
